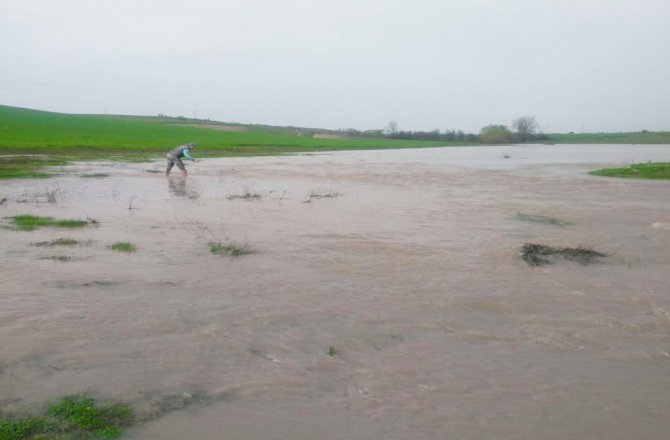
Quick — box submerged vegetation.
[521,243,607,267]
[109,242,136,252]
[589,162,670,179]
[32,238,81,247]
[9,215,89,231]
[209,241,255,257]
[0,155,68,179]
[79,173,110,178]
[226,191,262,200]
[0,395,134,440]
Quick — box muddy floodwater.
[2,144,670,439]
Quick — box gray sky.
[1,0,669,133]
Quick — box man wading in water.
[166,143,196,176]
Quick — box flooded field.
[1,144,670,439]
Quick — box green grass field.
[0,105,445,153]
[548,131,670,144]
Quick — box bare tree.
[512,116,539,142]
[384,121,398,136]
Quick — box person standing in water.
[166,143,196,176]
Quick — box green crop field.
[0,105,445,153]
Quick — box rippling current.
[1,144,669,439]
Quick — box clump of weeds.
[226,191,262,200]
[44,186,63,203]
[327,346,339,357]
[79,173,110,178]
[8,215,90,231]
[32,238,79,247]
[209,241,255,257]
[109,242,136,252]
[0,394,135,440]
[187,218,257,257]
[521,243,607,267]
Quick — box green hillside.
[0,105,444,154]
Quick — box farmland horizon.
[2,103,669,139]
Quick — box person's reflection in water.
[167,176,202,199]
[167,176,188,197]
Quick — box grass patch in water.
[589,162,670,179]
[209,241,255,257]
[521,243,607,267]
[0,395,134,440]
[32,237,80,247]
[0,155,67,180]
[9,215,89,231]
[109,242,136,252]
[79,173,110,178]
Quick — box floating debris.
[226,192,262,200]
[521,243,607,267]
[303,190,341,202]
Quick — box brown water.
[1,145,670,439]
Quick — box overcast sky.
[1,0,669,133]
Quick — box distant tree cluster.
[360,116,546,144]
[378,121,478,142]
[478,116,547,143]
[480,125,514,143]
[388,129,479,142]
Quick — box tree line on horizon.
[338,116,546,143]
